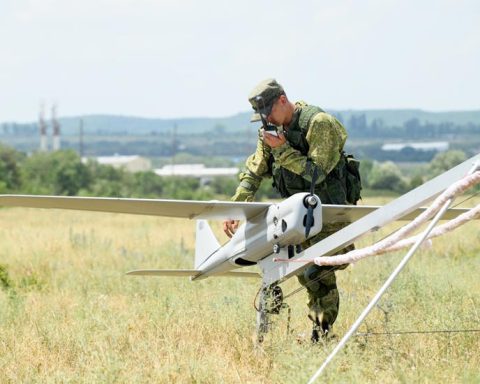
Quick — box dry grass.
[0,196,479,383]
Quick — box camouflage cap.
[248,78,285,122]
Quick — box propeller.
[304,167,319,238]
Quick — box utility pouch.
[345,154,362,204]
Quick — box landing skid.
[255,283,284,342]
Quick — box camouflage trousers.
[296,225,354,329]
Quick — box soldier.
[223,78,361,342]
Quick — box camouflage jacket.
[232,101,348,204]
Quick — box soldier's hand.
[263,131,286,148]
[223,219,240,238]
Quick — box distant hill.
[55,113,252,135]
[59,109,480,134]
[2,109,480,136]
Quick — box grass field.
[0,196,479,383]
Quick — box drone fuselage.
[193,192,323,279]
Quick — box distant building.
[83,155,152,172]
[155,164,239,184]
[381,141,449,152]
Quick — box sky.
[0,0,479,122]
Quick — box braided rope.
[313,171,480,266]
[274,171,480,267]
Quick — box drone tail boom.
[194,220,220,269]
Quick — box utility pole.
[171,123,178,197]
[52,104,61,151]
[39,103,48,152]
[79,118,84,157]
[171,123,177,175]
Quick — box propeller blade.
[305,205,314,238]
[305,166,319,238]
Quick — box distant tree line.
[336,114,480,139]
[358,150,470,194]
[0,144,279,200]
[0,144,472,201]
[0,145,214,199]
[2,116,480,162]
[1,123,37,136]
[3,114,480,139]
[352,144,439,163]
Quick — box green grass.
[0,198,479,383]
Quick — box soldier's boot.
[297,263,342,343]
[311,328,321,343]
[309,312,331,343]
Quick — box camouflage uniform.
[232,80,355,333]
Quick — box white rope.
[313,171,480,266]
[376,202,480,253]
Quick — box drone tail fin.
[195,220,220,269]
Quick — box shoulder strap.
[298,105,324,135]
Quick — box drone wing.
[322,204,470,224]
[0,194,271,221]
[0,195,470,224]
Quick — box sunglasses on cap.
[253,96,277,117]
